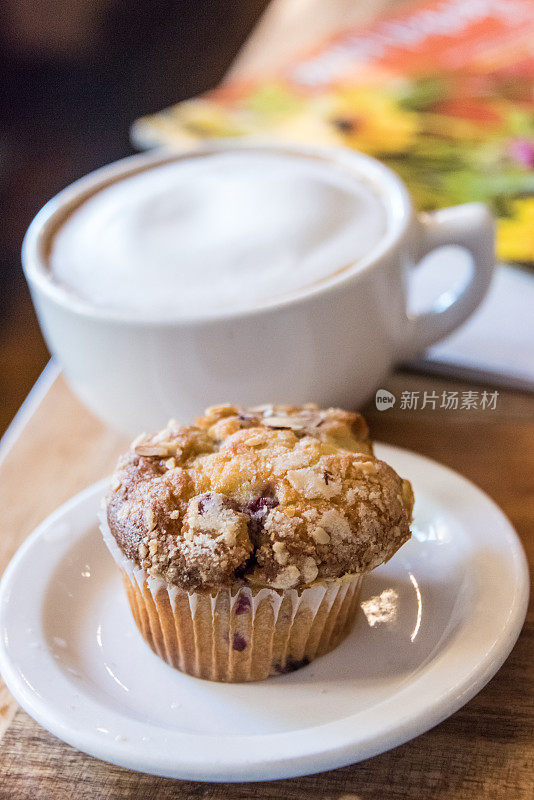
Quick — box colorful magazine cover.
[133,0,534,264]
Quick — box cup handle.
[401,202,495,359]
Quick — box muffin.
[101,403,413,681]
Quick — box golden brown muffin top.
[105,404,413,591]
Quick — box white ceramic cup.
[22,141,494,434]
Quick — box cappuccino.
[48,150,387,317]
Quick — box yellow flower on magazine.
[171,98,253,138]
[268,111,344,146]
[322,87,419,154]
[136,97,256,147]
[239,84,344,145]
[498,198,534,263]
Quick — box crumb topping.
[105,403,413,590]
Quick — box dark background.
[0,0,268,435]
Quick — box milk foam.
[49,151,387,317]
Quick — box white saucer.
[0,444,528,782]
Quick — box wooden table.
[0,1,532,797]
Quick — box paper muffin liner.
[99,511,363,682]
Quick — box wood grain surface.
[0,0,532,797]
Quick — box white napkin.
[407,262,534,392]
